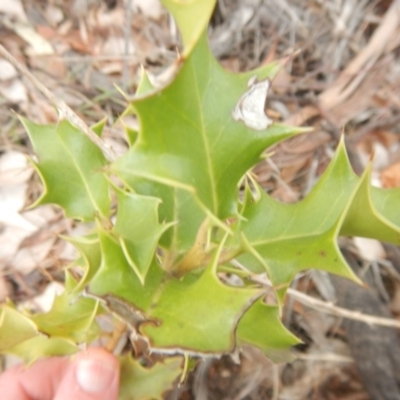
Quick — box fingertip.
[75,348,119,394]
[55,348,120,400]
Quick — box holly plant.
[2,0,400,398]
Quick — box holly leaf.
[113,187,173,283]
[237,300,300,363]
[90,229,261,354]
[0,304,79,364]
[8,336,78,365]
[341,165,400,243]
[141,266,260,354]
[31,275,101,343]
[90,226,164,312]
[21,118,110,221]
[81,0,303,356]
[161,0,216,54]
[0,305,38,351]
[112,31,302,261]
[371,186,400,228]
[66,234,102,292]
[238,139,400,299]
[119,355,182,400]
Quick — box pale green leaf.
[66,234,102,292]
[32,274,100,343]
[341,165,400,244]
[0,305,78,364]
[113,187,172,283]
[161,0,216,54]
[91,117,107,137]
[371,186,400,228]
[119,355,182,400]
[141,267,260,353]
[21,118,110,220]
[8,336,77,365]
[119,67,154,146]
[0,305,38,352]
[113,32,301,261]
[90,229,261,354]
[238,139,400,300]
[90,226,164,311]
[237,300,300,363]
[136,67,154,95]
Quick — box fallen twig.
[246,271,400,330]
[286,287,400,330]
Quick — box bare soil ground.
[1,0,400,399]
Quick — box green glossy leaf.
[113,32,301,262]
[8,336,78,365]
[0,305,38,351]
[119,68,154,146]
[161,0,216,54]
[32,273,100,343]
[113,187,172,283]
[90,226,164,311]
[91,117,107,137]
[123,123,139,147]
[371,186,400,228]
[114,34,297,219]
[90,229,261,354]
[341,166,400,245]
[0,305,78,364]
[136,67,154,95]
[66,234,102,292]
[21,118,110,220]
[238,139,400,300]
[238,141,357,296]
[130,182,207,261]
[237,300,300,363]
[31,299,100,344]
[119,355,182,400]
[141,268,260,353]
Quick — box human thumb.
[55,348,120,400]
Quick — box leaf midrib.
[189,55,218,214]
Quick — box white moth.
[232,76,273,131]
